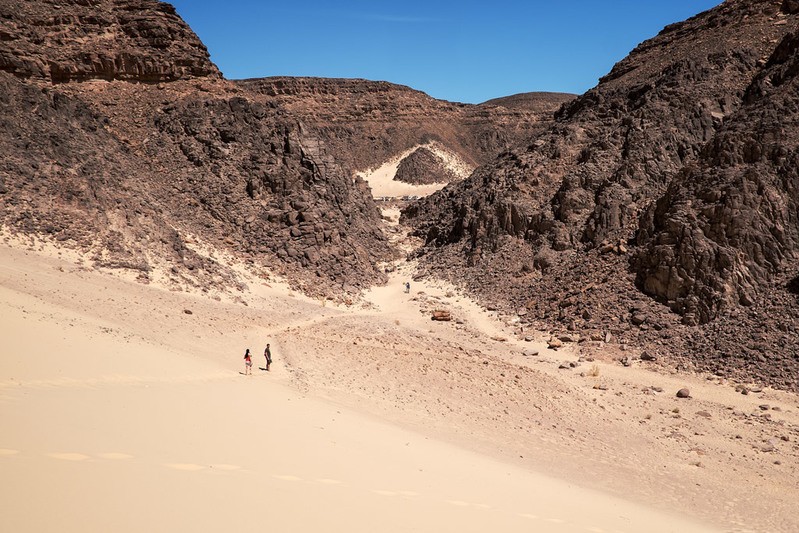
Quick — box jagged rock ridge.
[0,0,221,83]
[0,0,390,296]
[404,0,799,389]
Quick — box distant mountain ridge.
[240,76,574,175]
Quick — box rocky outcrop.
[409,0,793,252]
[403,0,799,389]
[635,29,799,324]
[0,0,220,83]
[0,0,390,296]
[393,147,459,185]
[240,76,574,176]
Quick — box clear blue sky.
[170,1,722,104]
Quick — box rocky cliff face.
[404,0,799,388]
[0,0,220,83]
[635,28,799,324]
[0,0,390,295]
[240,77,574,176]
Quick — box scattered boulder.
[431,309,452,321]
[640,351,656,361]
[676,388,691,399]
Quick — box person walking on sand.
[405,281,410,294]
[264,344,272,372]
[243,348,252,375]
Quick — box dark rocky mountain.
[4,0,799,390]
[0,0,391,296]
[240,77,574,176]
[393,147,459,185]
[404,0,799,389]
[481,92,579,111]
[0,0,220,83]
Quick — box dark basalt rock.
[0,0,220,83]
[393,147,459,185]
[0,0,390,297]
[402,0,799,390]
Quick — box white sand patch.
[426,142,474,179]
[358,141,475,199]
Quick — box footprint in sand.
[164,463,205,471]
[315,478,343,485]
[47,452,90,461]
[0,448,20,456]
[210,464,241,471]
[273,474,302,482]
[446,500,470,507]
[446,500,490,509]
[97,452,133,460]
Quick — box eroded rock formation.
[0,0,390,296]
[404,0,799,388]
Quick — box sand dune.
[1,239,798,532]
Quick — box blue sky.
[170,1,722,104]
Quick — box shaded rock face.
[0,0,220,83]
[409,0,791,253]
[403,0,799,389]
[393,147,459,185]
[0,0,390,295]
[240,77,575,176]
[635,29,799,324]
[150,93,389,290]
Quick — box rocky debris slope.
[404,0,799,390]
[393,147,460,185]
[240,76,574,177]
[0,0,390,296]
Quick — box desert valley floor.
[1,216,798,532]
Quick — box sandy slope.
[1,234,798,532]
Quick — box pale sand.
[1,238,798,532]
[357,142,474,198]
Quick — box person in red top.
[243,348,252,375]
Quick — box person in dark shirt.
[264,344,272,371]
